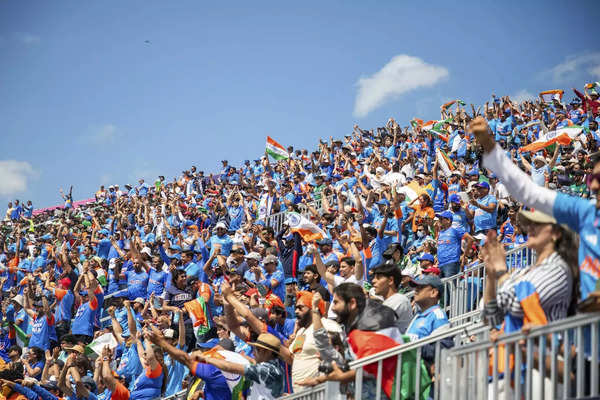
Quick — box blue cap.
[436,211,453,220]
[195,338,220,349]
[418,253,435,263]
[317,238,333,246]
[410,275,443,291]
[170,244,182,251]
[284,277,298,285]
[169,253,181,260]
[448,194,461,203]
[476,181,490,190]
[40,234,53,240]
[467,170,479,176]
[99,229,110,236]
[376,198,390,206]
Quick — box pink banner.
[33,198,97,216]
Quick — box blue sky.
[1,1,599,208]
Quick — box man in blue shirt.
[465,182,497,234]
[406,275,450,341]
[258,254,285,302]
[436,211,474,278]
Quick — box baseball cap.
[410,275,443,291]
[436,211,453,220]
[244,252,262,261]
[263,255,278,264]
[133,297,145,305]
[163,329,175,339]
[418,253,435,263]
[215,222,227,230]
[448,194,461,203]
[475,181,490,190]
[519,210,556,224]
[284,277,298,285]
[422,266,441,275]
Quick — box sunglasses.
[586,173,600,189]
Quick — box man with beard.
[287,291,326,393]
[321,282,401,400]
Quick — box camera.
[318,360,349,375]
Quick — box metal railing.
[349,322,489,400]
[257,194,334,232]
[279,382,343,400]
[441,245,534,321]
[441,312,600,400]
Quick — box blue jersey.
[406,304,449,341]
[471,194,497,232]
[130,365,164,400]
[126,270,149,300]
[117,343,143,390]
[29,314,53,351]
[71,297,98,337]
[54,288,74,322]
[164,344,188,396]
[437,227,466,266]
[553,193,600,300]
[147,269,168,297]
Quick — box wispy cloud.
[510,89,536,104]
[14,32,40,45]
[353,55,449,117]
[0,160,37,197]
[89,124,118,144]
[543,52,600,83]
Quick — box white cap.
[134,297,145,305]
[244,252,262,261]
[376,167,385,175]
[163,329,175,339]
[11,294,24,307]
[140,247,152,256]
[215,222,227,230]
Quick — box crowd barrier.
[441,245,533,321]
[441,312,600,400]
[349,322,489,400]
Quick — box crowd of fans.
[0,84,599,400]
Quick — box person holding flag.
[470,115,600,307]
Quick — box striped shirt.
[484,252,572,327]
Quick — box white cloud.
[589,65,600,79]
[353,55,449,117]
[89,124,118,144]
[14,33,40,45]
[544,52,600,83]
[510,89,535,104]
[0,160,36,197]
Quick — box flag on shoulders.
[347,330,431,400]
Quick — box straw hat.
[247,333,281,356]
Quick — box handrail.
[348,322,487,369]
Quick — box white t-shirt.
[289,325,319,393]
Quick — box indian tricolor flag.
[441,100,466,110]
[184,297,212,341]
[519,126,583,153]
[539,89,564,103]
[436,148,456,176]
[202,348,249,400]
[347,331,431,400]
[266,136,289,160]
[12,324,29,348]
[422,119,450,142]
[397,181,426,202]
[285,212,326,242]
